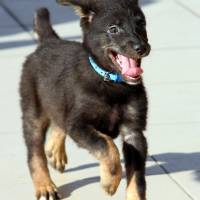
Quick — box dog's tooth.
[116,58,121,65]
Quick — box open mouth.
[108,50,143,84]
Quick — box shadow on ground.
[148,152,200,181]
[59,176,100,199]
[59,152,200,199]
[0,0,78,36]
[0,0,157,49]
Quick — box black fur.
[20,1,151,199]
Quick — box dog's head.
[57,0,151,85]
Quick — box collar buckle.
[104,72,111,82]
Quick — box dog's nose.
[133,43,143,54]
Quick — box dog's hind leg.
[22,115,61,200]
[21,76,60,199]
[67,123,122,195]
[23,114,61,200]
[46,124,67,173]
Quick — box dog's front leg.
[67,122,122,195]
[121,124,147,200]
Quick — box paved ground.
[0,0,200,199]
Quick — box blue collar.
[89,56,124,83]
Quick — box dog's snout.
[133,43,143,54]
[133,43,150,57]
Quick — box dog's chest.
[97,105,122,138]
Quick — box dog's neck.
[89,56,124,83]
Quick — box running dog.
[20,0,151,199]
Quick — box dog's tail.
[34,8,59,42]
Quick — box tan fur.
[73,6,86,18]
[73,6,94,22]
[96,134,122,195]
[56,0,70,5]
[46,125,67,173]
[126,174,143,200]
[31,154,57,199]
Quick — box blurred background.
[0,0,200,199]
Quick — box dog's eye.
[108,25,120,34]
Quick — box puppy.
[20,0,151,199]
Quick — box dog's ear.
[57,0,95,23]
[57,0,90,6]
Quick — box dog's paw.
[46,128,67,173]
[46,144,67,173]
[100,161,122,195]
[35,181,61,200]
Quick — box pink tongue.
[116,54,143,77]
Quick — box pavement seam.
[175,0,200,18]
[150,155,194,200]
[0,2,35,40]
